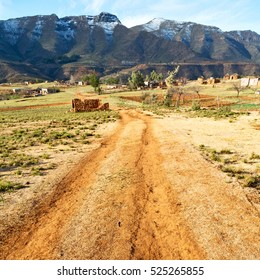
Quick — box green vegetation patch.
[243,176,260,189]
[231,103,260,111]
[0,153,39,169]
[192,106,245,119]
[0,180,27,193]
[199,144,260,190]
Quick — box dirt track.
[1,109,260,260]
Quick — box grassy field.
[0,99,119,193]
[0,79,259,194]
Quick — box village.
[0,71,260,102]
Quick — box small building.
[144,81,160,88]
[224,73,239,80]
[249,78,259,87]
[223,74,230,80]
[106,85,118,89]
[230,73,239,80]
[207,77,221,84]
[241,78,250,87]
[71,98,109,112]
[13,88,30,94]
[241,77,259,87]
[41,88,49,95]
[197,76,206,84]
[13,88,21,93]
[207,77,215,85]
[13,88,35,96]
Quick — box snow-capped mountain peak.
[142,18,166,31]
[87,12,121,36]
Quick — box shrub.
[250,152,260,160]
[0,180,25,192]
[31,128,45,138]
[191,100,201,111]
[81,132,94,139]
[164,93,173,107]
[210,152,221,162]
[243,176,260,189]
[141,92,150,102]
[221,166,245,177]
[41,153,50,159]
[219,149,233,155]
[31,167,43,176]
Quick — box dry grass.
[0,105,119,194]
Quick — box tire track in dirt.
[125,112,204,259]
[0,111,129,259]
[0,109,204,260]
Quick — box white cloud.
[0,0,12,17]
[53,0,259,33]
[79,0,108,14]
[122,14,153,27]
[115,0,258,32]
[4,0,256,33]
[68,0,77,9]
[190,0,253,31]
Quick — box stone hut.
[197,76,206,84]
[223,74,230,80]
[230,73,239,80]
[71,98,109,112]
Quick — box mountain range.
[0,12,260,82]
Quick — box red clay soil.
[120,94,233,108]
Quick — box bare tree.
[190,85,202,98]
[167,85,188,108]
[232,82,244,97]
[69,75,75,85]
[165,65,180,89]
[175,78,188,107]
[175,86,187,107]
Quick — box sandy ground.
[153,112,260,259]
[0,109,260,260]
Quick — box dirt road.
[1,109,260,259]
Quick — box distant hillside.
[0,12,260,82]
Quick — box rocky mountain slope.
[0,12,260,81]
[133,18,260,62]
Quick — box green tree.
[148,70,164,82]
[82,75,90,84]
[145,74,151,82]
[89,73,100,92]
[128,71,144,90]
[105,77,119,85]
[150,70,158,81]
[157,73,164,82]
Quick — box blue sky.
[0,0,260,33]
